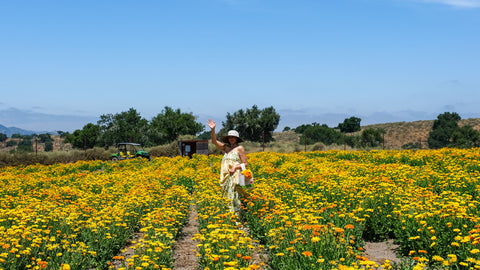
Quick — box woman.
[208,119,248,213]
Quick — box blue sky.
[1,0,479,132]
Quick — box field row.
[1,148,480,269]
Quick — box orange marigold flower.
[302,251,313,257]
[241,169,253,179]
[345,224,355,229]
[38,261,48,269]
[242,256,252,261]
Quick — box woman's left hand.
[229,166,237,175]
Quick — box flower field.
[1,148,480,269]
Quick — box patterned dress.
[220,149,242,213]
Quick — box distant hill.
[273,118,480,150]
[0,124,54,137]
[362,118,480,149]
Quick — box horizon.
[1,0,479,132]
[1,108,479,136]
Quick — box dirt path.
[363,239,402,267]
[239,223,270,269]
[113,204,399,270]
[173,203,200,270]
[110,232,145,269]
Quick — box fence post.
[262,131,265,152]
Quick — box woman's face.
[228,136,237,144]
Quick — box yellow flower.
[432,256,444,262]
[311,236,321,243]
[471,249,480,254]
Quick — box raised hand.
[207,119,216,130]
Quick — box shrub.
[148,141,181,157]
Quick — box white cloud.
[410,0,480,8]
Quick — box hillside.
[0,135,72,153]
[362,118,480,149]
[273,118,480,150]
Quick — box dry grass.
[361,118,480,149]
[261,118,480,151]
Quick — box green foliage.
[360,128,385,148]
[450,126,480,148]
[44,141,53,152]
[65,107,203,149]
[428,112,461,149]
[65,123,101,149]
[37,133,53,143]
[402,142,422,149]
[345,134,361,148]
[298,123,343,145]
[222,105,280,143]
[97,108,149,147]
[57,130,68,138]
[196,131,211,140]
[17,137,33,152]
[0,133,7,142]
[338,116,361,133]
[6,140,17,147]
[149,106,204,145]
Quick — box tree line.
[1,109,479,152]
[292,112,480,149]
[63,105,281,150]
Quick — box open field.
[2,149,480,269]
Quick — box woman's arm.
[208,119,225,151]
[229,146,248,174]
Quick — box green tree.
[38,134,53,144]
[360,128,385,148]
[197,131,211,140]
[66,123,101,149]
[427,112,461,149]
[6,140,17,147]
[0,133,7,142]
[97,108,149,147]
[222,105,280,143]
[149,106,204,145]
[57,131,68,138]
[338,116,361,133]
[44,141,53,152]
[298,123,343,145]
[345,134,361,148]
[450,126,480,148]
[17,136,33,152]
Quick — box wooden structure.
[178,140,209,158]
